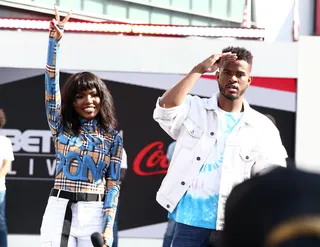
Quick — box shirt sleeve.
[3,138,14,161]
[263,124,288,166]
[102,133,123,247]
[45,36,62,136]
[153,95,193,140]
[252,124,288,175]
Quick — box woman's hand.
[49,4,72,41]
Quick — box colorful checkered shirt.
[45,37,123,247]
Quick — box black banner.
[0,71,295,235]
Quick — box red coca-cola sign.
[133,141,169,176]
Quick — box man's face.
[216,60,252,101]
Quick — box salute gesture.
[196,52,237,74]
[49,4,72,41]
[159,52,237,107]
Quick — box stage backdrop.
[0,68,296,238]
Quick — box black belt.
[50,188,104,202]
[49,189,104,247]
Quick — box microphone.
[91,232,104,247]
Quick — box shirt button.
[210,132,214,136]
[246,155,249,159]
[181,181,185,185]
[196,157,201,161]
[166,204,170,209]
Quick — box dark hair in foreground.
[222,167,320,247]
[0,109,6,128]
[222,46,253,65]
[61,72,117,134]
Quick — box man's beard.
[218,83,246,101]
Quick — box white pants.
[40,196,103,247]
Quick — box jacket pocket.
[239,148,260,179]
[161,147,193,198]
[179,118,204,149]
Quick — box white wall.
[255,0,314,42]
[0,30,297,78]
[295,36,320,173]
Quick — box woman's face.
[73,88,101,119]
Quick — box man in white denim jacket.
[153,47,287,247]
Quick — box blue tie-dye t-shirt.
[169,108,243,229]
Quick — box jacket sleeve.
[153,95,193,140]
[102,133,123,247]
[45,37,62,136]
[251,125,288,176]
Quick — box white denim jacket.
[153,93,287,230]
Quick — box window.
[191,0,210,15]
[211,0,228,18]
[229,0,245,21]
[191,17,210,26]
[171,0,190,11]
[150,0,171,6]
[150,9,171,24]
[83,0,104,15]
[128,6,150,23]
[171,14,190,25]
[59,0,82,11]
[106,2,128,19]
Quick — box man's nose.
[229,75,237,82]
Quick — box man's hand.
[49,4,72,41]
[194,52,237,74]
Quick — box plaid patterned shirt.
[45,37,123,246]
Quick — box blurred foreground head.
[223,167,320,247]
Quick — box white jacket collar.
[204,93,256,126]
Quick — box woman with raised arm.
[40,6,123,247]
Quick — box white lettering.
[46,159,56,176]
[1,129,52,153]
[29,158,34,175]
[8,163,17,175]
[23,131,40,152]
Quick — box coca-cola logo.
[133,141,169,176]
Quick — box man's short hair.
[0,109,6,128]
[222,46,253,65]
